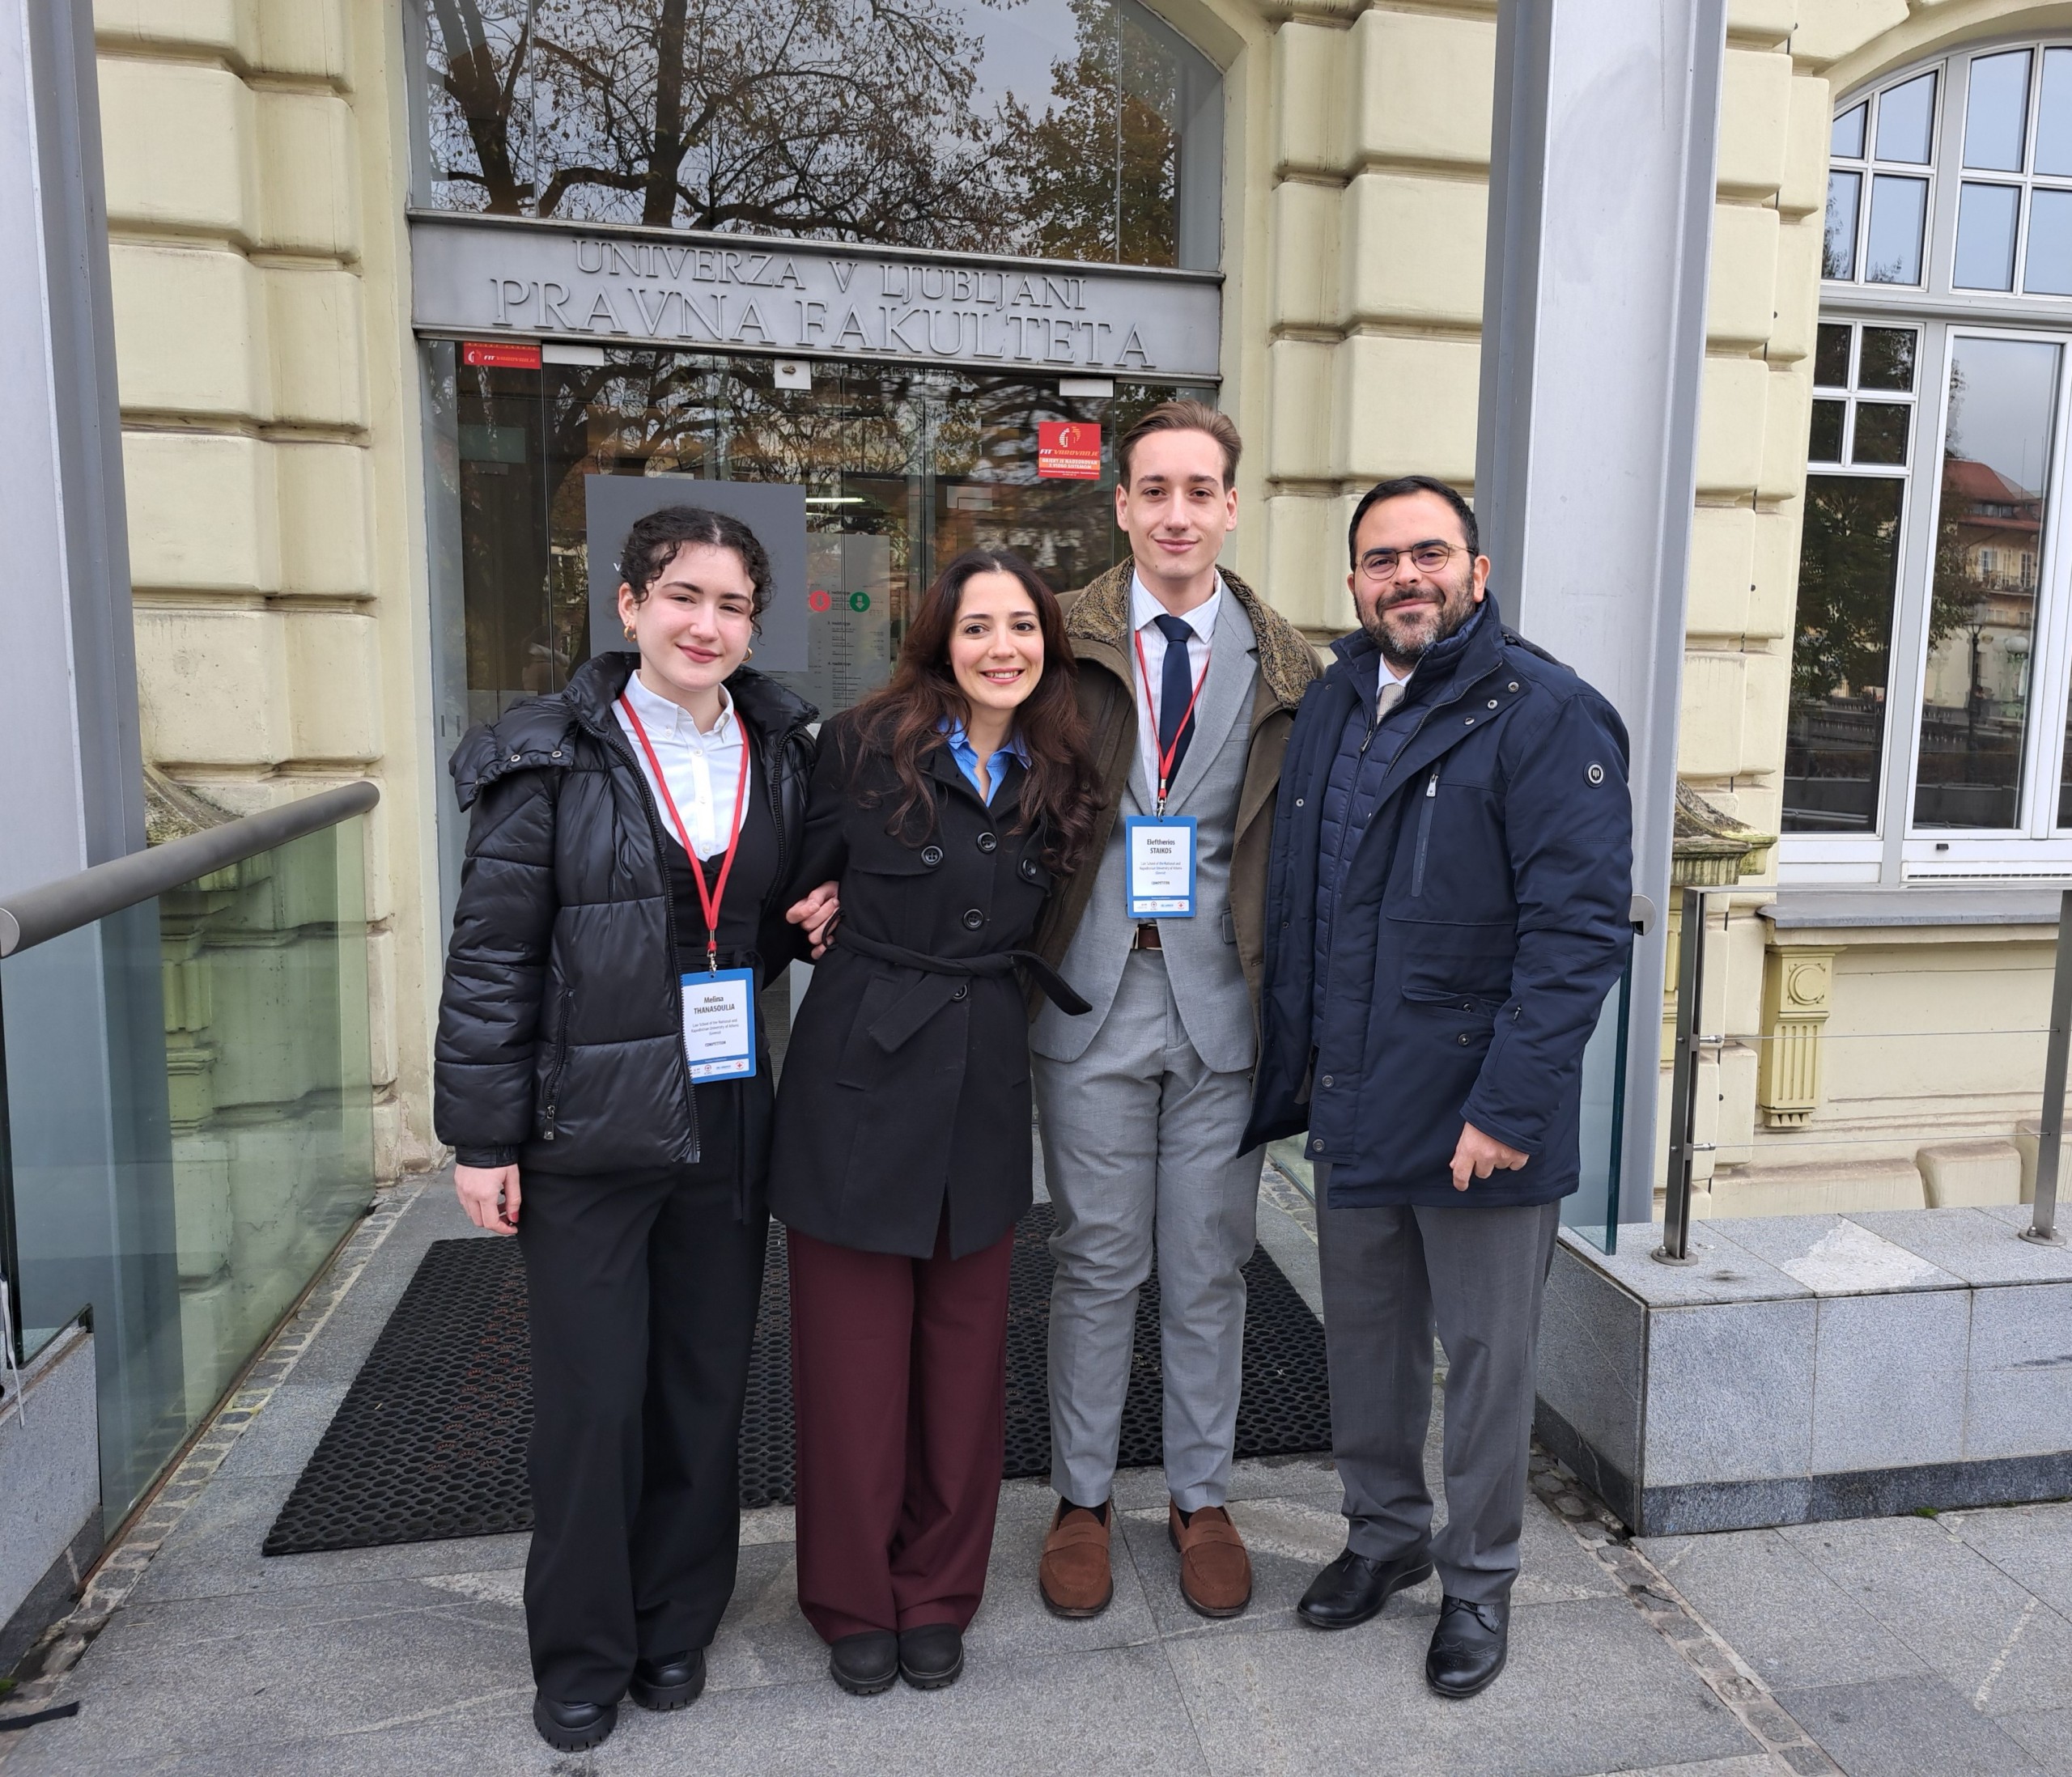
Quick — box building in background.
[87,0,2072,1217]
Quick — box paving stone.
[1779,1516,2072,1713]
[1947,1503,2072,1619]
[1723,1217,1961,1296]
[1845,1210,2072,1288]
[211,1385,351,1482]
[1997,1705,2072,1775]
[1637,1528,1926,1690]
[1162,1593,1760,1777]
[1587,1224,1814,1306]
[124,1474,533,1607]
[1776,1675,2045,1775]
[1590,1761,1794,1777]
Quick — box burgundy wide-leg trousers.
[788,1219,1013,1643]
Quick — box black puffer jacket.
[434,651,817,1173]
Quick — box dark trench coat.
[767,710,1083,1258]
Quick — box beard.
[1360,566,1479,670]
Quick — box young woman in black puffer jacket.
[433,506,832,1756]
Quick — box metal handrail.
[0,782,379,958]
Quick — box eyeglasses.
[1357,541,1468,581]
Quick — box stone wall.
[94,0,438,1181]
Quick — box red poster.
[462,340,542,369]
[1038,421,1102,480]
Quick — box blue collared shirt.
[940,719,1030,804]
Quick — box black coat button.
[952,983,968,1002]
[977,832,998,853]
[1321,1075,1334,1088]
[1019,859,1039,881]
[1458,1033,1471,1045]
[921,846,944,867]
[962,908,984,929]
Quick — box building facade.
[91,0,2072,1217]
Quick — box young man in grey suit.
[1026,402,1318,1618]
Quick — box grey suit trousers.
[1034,950,1261,1512]
[1313,1177,1560,1602]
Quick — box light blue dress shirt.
[940,719,1030,804]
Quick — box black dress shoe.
[533,1695,618,1751]
[629,1648,707,1711]
[1296,1546,1434,1630]
[897,1622,965,1690]
[830,1630,900,1696]
[1425,1595,1510,1699]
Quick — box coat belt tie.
[833,928,1090,1054]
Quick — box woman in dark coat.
[770,548,1099,1697]
[433,507,829,1755]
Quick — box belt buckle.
[1133,922,1161,951]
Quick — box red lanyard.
[620,693,749,973]
[1132,626,1212,813]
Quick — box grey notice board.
[584,474,809,673]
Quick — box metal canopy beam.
[1475,0,1729,1224]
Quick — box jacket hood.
[1068,560,1318,714]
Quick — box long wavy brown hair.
[847,549,1100,875]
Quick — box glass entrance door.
[427,344,1191,735]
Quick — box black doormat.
[263,1203,1331,1557]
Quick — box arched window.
[1789,41,2072,882]
[412,0,1223,271]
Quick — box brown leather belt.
[1132,922,1162,951]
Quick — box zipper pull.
[1425,771,1439,797]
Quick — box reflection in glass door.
[427,341,1190,735]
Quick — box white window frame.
[1785,36,2072,887]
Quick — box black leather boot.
[629,1648,706,1711]
[1425,1595,1510,1699]
[533,1695,618,1751]
[829,1630,899,1695]
[1296,1546,1433,1630]
[898,1622,965,1690]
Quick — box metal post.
[1656,886,1713,1264]
[2024,887,2072,1246]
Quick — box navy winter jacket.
[1242,594,1633,1208]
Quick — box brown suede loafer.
[1038,1501,1114,1618]
[1170,1503,1252,1618]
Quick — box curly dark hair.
[847,549,1101,876]
[618,506,773,630]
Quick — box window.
[1789,42,2072,883]
[409,0,1223,270]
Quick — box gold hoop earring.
[745,645,754,659]
[622,624,636,642]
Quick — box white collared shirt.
[614,671,750,859]
[1130,570,1222,799]
[1378,654,1413,720]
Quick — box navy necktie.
[1153,612,1199,794]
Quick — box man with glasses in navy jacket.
[1243,475,1632,1699]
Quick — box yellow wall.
[96,0,440,1181]
[99,0,2067,1197]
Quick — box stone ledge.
[1537,1209,2072,1537]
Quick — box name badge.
[680,968,758,1081]
[1125,815,1197,918]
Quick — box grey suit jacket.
[1032,591,1259,1074]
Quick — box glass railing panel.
[0,816,374,1519]
[1564,951,1633,1255]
